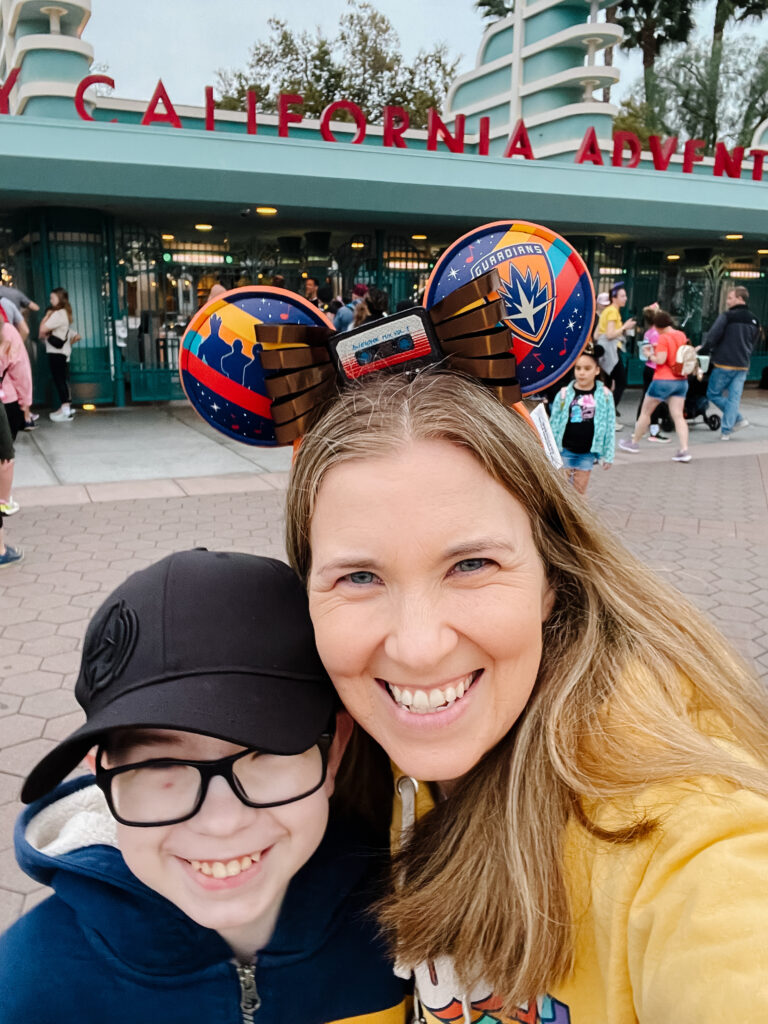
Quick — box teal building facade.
[1,0,767,406]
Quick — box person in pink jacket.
[0,315,33,440]
[0,312,32,525]
[0,311,24,561]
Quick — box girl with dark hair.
[549,343,615,493]
[39,287,78,422]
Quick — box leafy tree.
[214,0,459,129]
[705,0,768,150]
[614,0,694,132]
[474,0,514,20]
[613,97,655,147]
[621,34,768,149]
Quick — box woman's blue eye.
[454,558,488,573]
[344,571,377,585]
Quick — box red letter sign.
[278,93,303,138]
[574,127,603,165]
[383,106,409,148]
[612,130,641,168]
[74,73,115,121]
[0,67,21,115]
[247,90,257,135]
[682,138,705,173]
[648,135,678,171]
[141,80,182,129]
[320,100,366,144]
[713,142,744,178]
[750,148,768,182]
[477,116,491,157]
[205,85,215,132]
[427,110,465,153]
[503,119,534,160]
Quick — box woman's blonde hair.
[286,370,768,1007]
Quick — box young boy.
[0,550,407,1024]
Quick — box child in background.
[549,343,616,494]
[0,550,407,1024]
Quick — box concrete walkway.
[2,388,768,930]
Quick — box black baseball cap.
[22,550,335,804]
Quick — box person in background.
[304,276,322,308]
[0,297,36,429]
[207,281,227,302]
[595,283,635,430]
[698,285,760,442]
[362,288,388,324]
[620,309,692,462]
[271,274,286,290]
[0,307,33,453]
[38,287,77,423]
[0,402,22,566]
[0,283,39,314]
[636,303,670,444]
[334,283,369,332]
[549,342,615,494]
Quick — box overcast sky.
[81,0,754,109]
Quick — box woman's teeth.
[387,672,477,713]
[190,851,261,878]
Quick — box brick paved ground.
[2,395,768,929]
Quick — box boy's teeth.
[388,672,477,713]
[190,851,262,878]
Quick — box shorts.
[647,379,688,401]
[560,448,597,472]
[0,402,14,462]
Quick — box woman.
[0,310,33,443]
[285,370,768,1022]
[39,287,77,422]
[620,310,691,462]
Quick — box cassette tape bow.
[179,221,595,447]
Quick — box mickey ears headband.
[180,220,595,447]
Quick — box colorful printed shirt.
[549,381,615,463]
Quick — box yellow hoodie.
[393,772,768,1023]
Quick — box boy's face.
[104,725,348,945]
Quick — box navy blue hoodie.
[0,777,407,1024]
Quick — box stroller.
[660,367,721,433]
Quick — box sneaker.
[0,497,19,515]
[647,432,671,443]
[28,412,39,423]
[614,422,623,432]
[673,449,692,462]
[733,419,750,433]
[22,419,36,431]
[0,545,23,567]
[49,409,75,423]
[619,438,640,454]
[721,433,731,442]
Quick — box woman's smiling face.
[308,439,554,783]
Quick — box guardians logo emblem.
[471,242,556,348]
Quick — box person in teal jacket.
[549,343,615,494]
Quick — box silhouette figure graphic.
[198,313,230,373]
[242,343,266,393]
[221,338,250,386]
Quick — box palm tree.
[615,0,694,133]
[475,0,514,21]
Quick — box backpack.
[671,342,700,378]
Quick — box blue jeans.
[706,367,747,434]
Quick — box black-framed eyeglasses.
[95,734,333,827]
